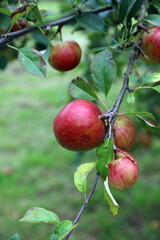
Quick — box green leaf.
[127,93,135,104]
[127,0,145,21]
[142,72,160,85]
[119,0,145,25]
[27,0,37,3]
[18,47,47,77]
[50,220,78,240]
[145,14,160,26]
[68,77,99,101]
[129,71,140,84]
[152,85,160,93]
[104,178,119,216]
[90,50,116,97]
[131,21,144,36]
[88,46,109,54]
[20,207,60,224]
[0,7,11,16]
[122,111,156,120]
[41,42,52,62]
[88,40,127,54]
[112,0,118,9]
[66,0,75,6]
[10,4,34,31]
[137,115,160,135]
[74,162,96,193]
[9,234,20,240]
[96,138,114,179]
[0,54,7,70]
[50,235,58,240]
[119,0,130,23]
[27,5,43,26]
[76,13,105,33]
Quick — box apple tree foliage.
[0,0,160,240]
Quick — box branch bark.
[64,172,100,240]
[0,5,112,46]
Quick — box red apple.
[49,40,81,71]
[114,114,136,151]
[108,151,139,190]
[140,27,160,64]
[53,99,105,151]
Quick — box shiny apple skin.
[108,151,139,190]
[49,40,81,71]
[141,27,160,64]
[53,99,105,151]
[114,114,136,151]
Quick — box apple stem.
[138,45,149,59]
[59,26,63,41]
[126,87,134,93]
[137,24,149,33]
[64,172,100,240]
[50,25,63,41]
[114,147,136,162]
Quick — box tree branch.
[101,1,147,140]
[0,5,112,46]
[100,41,139,140]
[64,172,100,240]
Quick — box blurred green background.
[0,1,160,240]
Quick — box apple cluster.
[53,99,138,191]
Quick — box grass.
[0,1,160,240]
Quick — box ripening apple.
[49,40,81,71]
[108,151,139,190]
[140,26,160,64]
[114,114,136,151]
[53,99,105,151]
[10,19,30,32]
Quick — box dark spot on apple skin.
[84,137,89,142]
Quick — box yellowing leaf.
[74,162,96,193]
[104,178,119,216]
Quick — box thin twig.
[64,172,100,240]
[102,41,140,141]
[0,5,112,46]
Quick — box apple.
[108,151,139,190]
[140,26,160,64]
[10,19,30,32]
[53,99,105,151]
[49,40,81,71]
[114,114,136,151]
